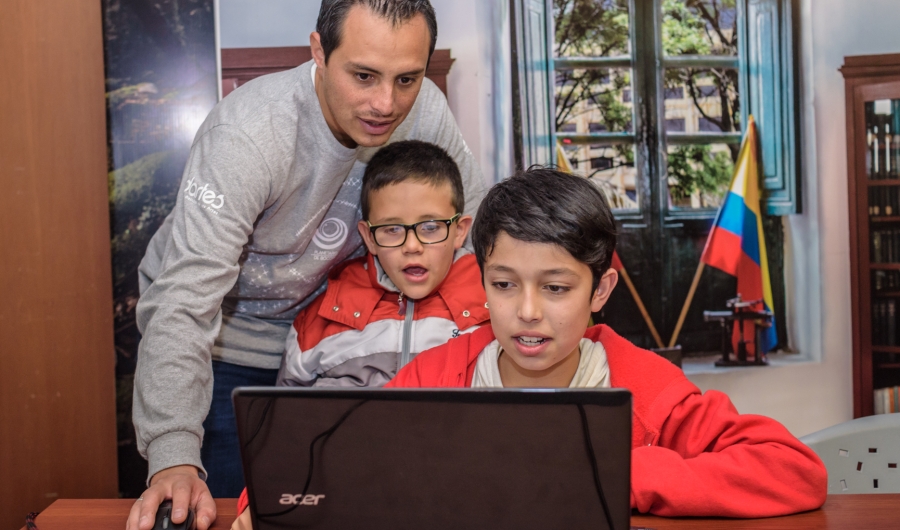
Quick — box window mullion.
[556,132,636,146]
[632,0,662,224]
[554,56,632,71]
[666,132,743,145]
[662,55,741,69]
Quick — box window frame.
[518,0,796,354]
[553,0,745,222]
[550,0,799,217]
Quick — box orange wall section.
[0,1,118,528]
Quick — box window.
[698,116,722,131]
[591,156,614,170]
[698,85,719,98]
[665,117,686,132]
[664,86,685,100]
[512,0,797,353]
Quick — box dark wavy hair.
[316,0,438,63]
[361,140,463,220]
[472,167,617,292]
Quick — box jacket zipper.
[400,298,415,368]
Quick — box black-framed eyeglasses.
[367,213,461,248]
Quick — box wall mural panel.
[102,0,218,497]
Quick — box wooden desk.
[22,495,900,529]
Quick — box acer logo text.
[184,177,225,209]
[279,494,325,506]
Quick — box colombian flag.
[700,116,777,355]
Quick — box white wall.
[219,0,320,48]
[218,0,900,437]
[429,0,513,185]
[218,0,511,185]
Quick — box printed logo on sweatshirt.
[183,177,225,213]
[312,218,349,260]
[279,493,325,506]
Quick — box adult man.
[126,1,485,529]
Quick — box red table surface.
[20,494,900,529]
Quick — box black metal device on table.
[704,295,773,367]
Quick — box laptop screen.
[234,388,632,530]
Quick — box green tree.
[553,0,631,133]
[662,0,740,137]
[667,145,733,203]
[554,0,634,206]
[661,0,739,203]
[553,0,740,203]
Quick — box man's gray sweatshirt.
[134,61,486,480]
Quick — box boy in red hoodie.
[386,167,827,518]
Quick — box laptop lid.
[233,387,632,530]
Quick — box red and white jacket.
[278,251,489,388]
[386,324,828,518]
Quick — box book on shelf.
[874,386,900,414]
[866,186,900,218]
[885,299,897,346]
[872,298,900,346]
[869,229,900,263]
[873,269,900,291]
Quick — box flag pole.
[668,262,705,348]
[619,266,665,349]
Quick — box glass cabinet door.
[865,98,900,412]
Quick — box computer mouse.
[153,499,195,530]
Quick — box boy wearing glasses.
[277,140,488,388]
[385,168,827,517]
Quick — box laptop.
[233,387,632,530]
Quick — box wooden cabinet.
[1,0,117,526]
[842,53,900,417]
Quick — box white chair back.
[800,413,900,494]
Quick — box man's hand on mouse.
[126,465,216,530]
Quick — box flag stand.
[618,266,664,349]
[705,296,773,366]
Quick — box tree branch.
[690,0,733,53]
[684,72,724,130]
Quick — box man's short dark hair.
[472,167,617,292]
[361,140,464,220]
[317,0,438,63]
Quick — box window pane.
[556,68,634,133]
[564,144,638,210]
[666,143,737,209]
[663,67,740,134]
[661,0,738,56]
[553,0,631,57]
[665,118,686,132]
